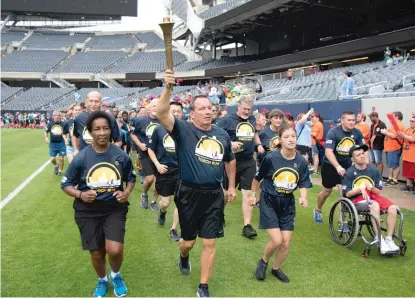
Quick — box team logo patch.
[145,122,159,143]
[51,125,63,136]
[272,167,299,194]
[82,127,93,144]
[86,162,121,194]
[336,137,356,156]
[352,175,375,189]
[163,134,176,152]
[195,136,224,166]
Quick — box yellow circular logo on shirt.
[195,136,224,165]
[236,122,255,140]
[82,127,93,144]
[85,162,122,193]
[272,167,299,194]
[51,125,63,136]
[163,134,176,152]
[336,137,355,156]
[352,176,374,189]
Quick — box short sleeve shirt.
[342,164,382,200]
[45,120,67,143]
[149,125,178,167]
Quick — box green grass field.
[1,129,414,297]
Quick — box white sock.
[110,270,119,278]
[385,236,393,241]
[99,276,108,282]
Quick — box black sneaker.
[254,258,268,280]
[197,284,211,297]
[242,224,257,239]
[169,229,180,242]
[271,268,290,283]
[400,184,413,192]
[150,200,159,211]
[158,210,166,225]
[178,254,191,276]
[382,177,391,182]
[54,166,58,175]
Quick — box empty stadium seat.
[1,50,68,73]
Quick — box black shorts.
[296,145,311,156]
[174,181,224,241]
[321,162,342,189]
[140,153,156,176]
[74,206,128,251]
[259,192,295,231]
[155,166,179,197]
[223,158,256,191]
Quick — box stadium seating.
[1,50,69,72]
[136,32,165,49]
[1,31,26,45]
[2,88,75,111]
[52,51,127,73]
[105,51,187,73]
[24,32,88,50]
[86,34,138,50]
[1,87,23,104]
[198,0,251,20]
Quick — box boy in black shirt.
[157,71,236,298]
[369,112,387,174]
[44,111,68,175]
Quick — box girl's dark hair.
[86,111,111,133]
[276,123,296,149]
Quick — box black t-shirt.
[171,119,234,185]
[149,125,178,167]
[217,113,256,161]
[64,118,74,146]
[324,126,364,169]
[61,144,136,212]
[255,150,312,197]
[369,120,387,150]
[73,112,121,150]
[45,120,67,143]
[342,164,382,200]
[132,116,160,156]
[259,125,279,153]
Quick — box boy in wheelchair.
[342,144,400,254]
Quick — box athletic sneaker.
[158,210,166,225]
[271,268,289,283]
[197,284,211,297]
[141,194,149,209]
[313,208,323,224]
[387,180,398,186]
[337,223,350,233]
[380,236,392,254]
[150,201,159,211]
[54,166,59,175]
[93,279,108,297]
[400,184,413,192]
[254,258,268,280]
[169,229,180,242]
[242,224,257,239]
[109,273,127,297]
[178,254,191,276]
[140,176,144,184]
[57,171,62,176]
[385,237,400,252]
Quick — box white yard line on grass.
[1,160,50,210]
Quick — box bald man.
[131,99,160,210]
[72,91,121,154]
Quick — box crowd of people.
[31,70,414,297]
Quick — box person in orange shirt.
[310,113,324,174]
[355,113,370,144]
[397,115,415,192]
[380,111,405,185]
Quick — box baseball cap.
[349,144,369,157]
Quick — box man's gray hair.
[238,95,254,106]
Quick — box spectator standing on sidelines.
[355,113,370,145]
[340,72,355,100]
[157,70,236,297]
[381,111,405,186]
[369,112,387,175]
[311,112,324,174]
[397,114,415,192]
[295,108,314,162]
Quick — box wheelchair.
[328,198,407,257]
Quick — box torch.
[159,12,175,90]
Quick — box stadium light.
[341,57,369,63]
[410,49,415,52]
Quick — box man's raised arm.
[156,70,176,133]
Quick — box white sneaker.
[385,237,400,252]
[380,236,392,254]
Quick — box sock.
[152,200,156,204]
[180,253,189,268]
[199,283,208,288]
[99,276,108,282]
[385,236,393,241]
[262,258,268,265]
[110,270,119,278]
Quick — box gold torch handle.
[159,18,174,89]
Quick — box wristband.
[78,191,83,200]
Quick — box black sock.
[262,258,268,265]
[199,283,208,288]
[180,254,189,268]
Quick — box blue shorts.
[312,145,319,155]
[385,150,401,169]
[259,192,295,231]
[66,145,74,155]
[370,149,383,164]
[49,142,66,157]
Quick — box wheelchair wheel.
[329,198,360,247]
